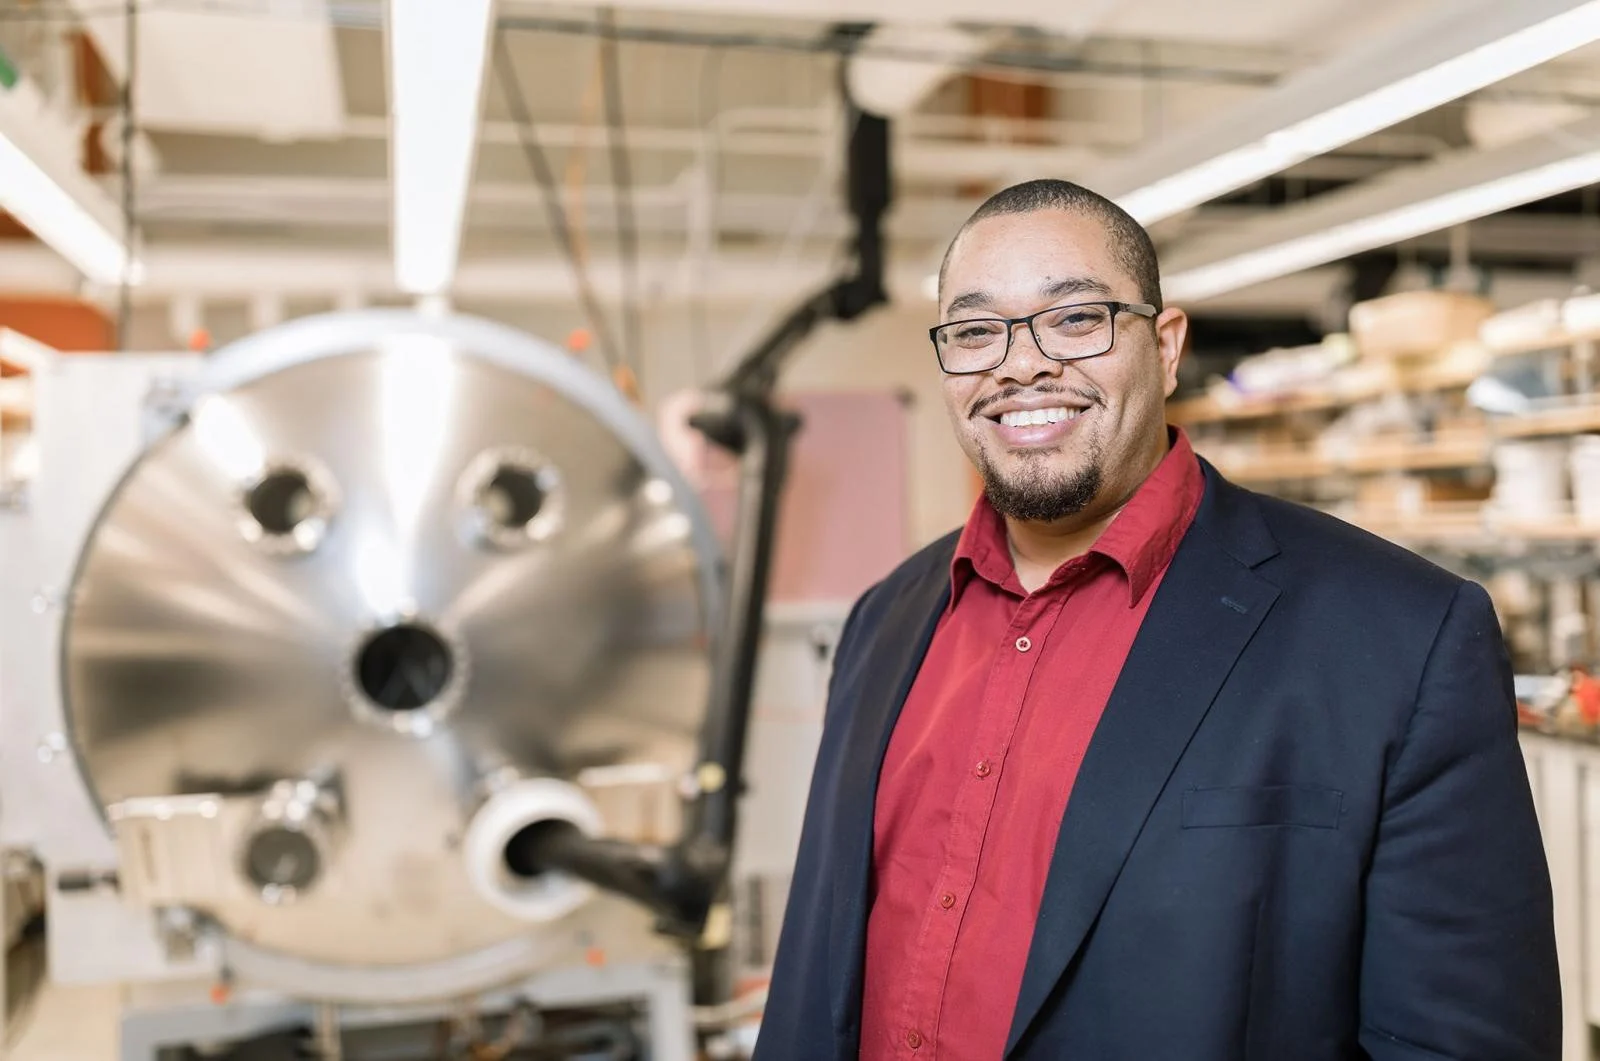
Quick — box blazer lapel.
[827,560,952,1035]
[1005,475,1281,1055]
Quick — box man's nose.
[995,323,1063,387]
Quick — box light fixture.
[0,131,137,287]
[387,0,495,297]
[1164,139,1600,302]
[1108,0,1600,226]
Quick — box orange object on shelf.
[1572,669,1600,727]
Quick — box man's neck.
[1003,435,1172,594]
[1005,506,1122,594]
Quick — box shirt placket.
[895,588,1071,1058]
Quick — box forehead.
[944,209,1132,305]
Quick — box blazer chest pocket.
[1181,785,1343,830]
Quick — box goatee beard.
[978,448,1103,524]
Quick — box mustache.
[969,384,1104,421]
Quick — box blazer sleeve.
[1357,580,1562,1060]
[751,584,876,1061]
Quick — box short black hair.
[938,178,1163,312]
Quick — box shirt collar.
[948,427,1204,609]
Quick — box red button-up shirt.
[860,430,1204,1060]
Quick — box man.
[754,178,1561,1060]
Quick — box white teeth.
[999,406,1078,428]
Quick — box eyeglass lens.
[935,303,1114,373]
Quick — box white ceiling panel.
[70,1,347,141]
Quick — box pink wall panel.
[660,389,910,604]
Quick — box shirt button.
[907,1031,924,1050]
[939,892,956,909]
[1015,636,1032,652]
[975,760,992,779]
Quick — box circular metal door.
[61,311,721,970]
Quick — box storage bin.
[1571,435,1600,525]
[1481,299,1565,352]
[1491,439,1570,521]
[1348,290,1495,361]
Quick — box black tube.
[687,400,799,850]
[518,38,892,950]
[503,822,710,937]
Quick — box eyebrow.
[943,275,1117,320]
[1039,275,1115,303]
[944,290,994,317]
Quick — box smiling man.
[753,179,1561,1061]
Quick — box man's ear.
[1155,307,1189,398]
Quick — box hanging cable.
[690,42,726,388]
[596,6,643,392]
[492,30,623,378]
[116,0,138,350]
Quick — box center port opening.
[247,468,316,536]
[480,464,547,532]
[243,825,321,892]
[503,819,583,880]
[355,623,453,711]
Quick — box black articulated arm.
[518,29,893,945]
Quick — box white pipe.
[462,777,603,923]
[0,241,935,305]
[1092,0,1600,225]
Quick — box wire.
[0,2,1280,89]
[14,2,1600,109]
[722,100,861,373]
[116,0,136,350]
[596,6,642,387]
[690,42,725,387]
[491,30,623,377]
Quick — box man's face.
[937,209,1187,525]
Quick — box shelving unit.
[1171,290,1600,689]
[1170,357,1484,427]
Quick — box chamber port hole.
[355,623,453,711]
[503,819,576,880]
[481,465,547,532]
[247,469,316,536]
[243,826,320,893]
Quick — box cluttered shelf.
[1519,671,1600,741]
[1340,504,1600,547]
[1207,431,1489,483]
[1169,356,1484,426]
[1202,399,1600,484]
[1173,286,1600,690]
[1172,290,1600,429]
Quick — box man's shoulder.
[1229,480,1466,601]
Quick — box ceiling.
[2,0,1600,361]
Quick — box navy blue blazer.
[755,462,1560,1061]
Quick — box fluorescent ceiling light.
[0,131,137,286]
[1116,0,1600,226]
[388,0,494,297]
[1165,149,1600,302]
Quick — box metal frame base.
[117,959,695,1061]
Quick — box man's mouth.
[994,406,1085,428]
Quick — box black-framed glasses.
[929,300,1158,375]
